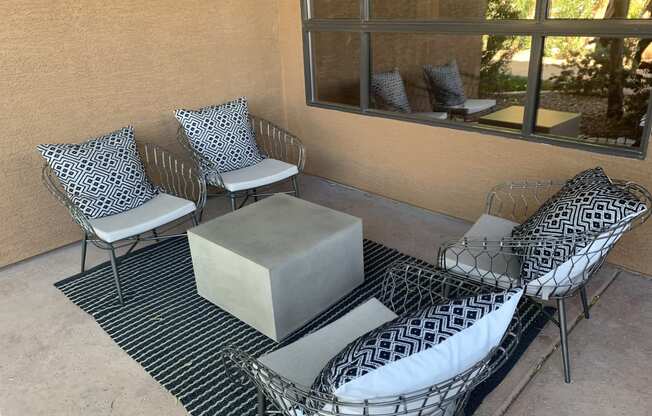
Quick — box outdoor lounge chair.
[42,142,206,306]
[437,176,652,383]
[223,262,522,416]
[177,114,306,212]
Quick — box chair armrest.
[42,164,96,238]
[485,180,565,223]
[138,142,207,212]
[250,115,306,172]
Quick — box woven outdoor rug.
[55,237,551,416]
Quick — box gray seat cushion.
[258,297,397,387]
[444,214,521,288]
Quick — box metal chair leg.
[191,213,199,226]
[109,245,125,306]
[257,389,266,416]
[80,233,88,273]
[252,188,259,202]
[292,175,300,198]
[229,193,237,211]
[152,228,159,242]
[579,286,590,319]
[557,298,572,383]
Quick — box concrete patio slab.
[0,174,649,416]
[503,271,652,416]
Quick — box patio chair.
[223,262,522,416]
[437,178,652,383]
[177,115,306,212]
[42,142,206,306]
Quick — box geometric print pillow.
[311,289,522,402]
[37,126,157,219]
[175,97,263,175]
[511,167,647,282]
[423,60,467,107]
[371,69,412,113]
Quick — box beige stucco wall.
[277,1,652,274]
[0,0,285,267]
[3,1,652,276]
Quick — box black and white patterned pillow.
[371,69,412,113]
[312,289,521,396]
[175,97,263,174]
[423,60,466,107]
[512,167,647,282]
[37,126,157,219]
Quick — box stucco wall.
[0,0,284,267]
[277,1,652,274]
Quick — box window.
[301,0,652,158]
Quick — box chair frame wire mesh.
[223,262,522,416]
[176,114,306,210]
[42,141,206,305]
[436,178,651,382]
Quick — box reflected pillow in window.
[371,69,412,113]
[423,60,466,107]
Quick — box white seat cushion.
[258,298,397,387]
[413,112,448,120]
[89,193,196,243]
[445,214,521,289]
[448,99,496,114]
[219,158,299,192]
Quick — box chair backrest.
[223,263,521,416]
[526,182,651,298]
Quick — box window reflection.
[548,0,651,19]
[536,36,651,149]
[370,33,531,131]
[313,32,360,106]
[371,0,536,20]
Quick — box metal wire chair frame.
[176,114,306,212]
[436,179,652,383]
[42,142,206,306]
[223,262,523,416]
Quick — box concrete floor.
[0,175,650,415]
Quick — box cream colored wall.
[0,0,285,267]
[3,1,652,276]
[277,1,652,274]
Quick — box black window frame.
[301,0,652,159]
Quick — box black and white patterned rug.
[55,237,551,416]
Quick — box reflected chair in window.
[423,61,496,122]
[223,262,521,416]
[43,143,206,306]
[178,115,306,212]
[371,69,448,121]
[437,178,651,383]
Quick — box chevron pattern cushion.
[175,97,263,174]
[312,289,522,402]
[371,69,412,113]
[423,60,466,107]
[38,126,157,219]
[512,167,647,282]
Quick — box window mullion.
[522,35,544,137]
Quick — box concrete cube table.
[188,194,364,341]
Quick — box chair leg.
[579,286,590,319]
[191,213,199,226]
[109,245,125,306]
[291,175,300,198]
[253,188,259,202]
[152,228,159,242]
[257,389,266,416]
[557,298,572,383]
[229,193,237,211]
[80,233,88,273]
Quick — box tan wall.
[0,0,285,267]
[277,1,652,274]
